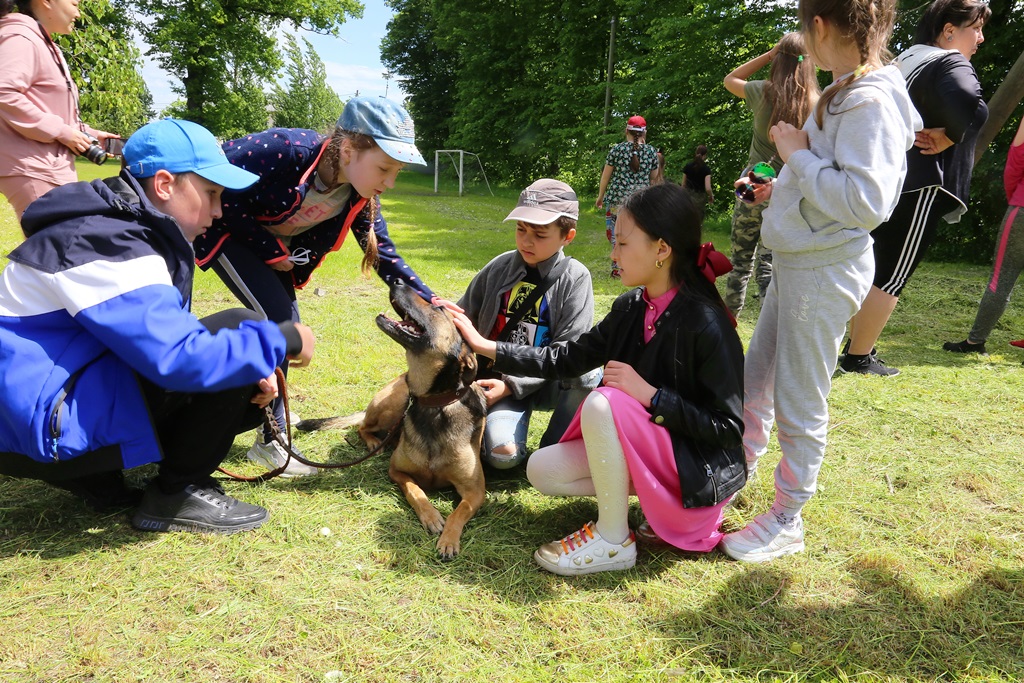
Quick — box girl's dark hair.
[766,31,821,129]
[913,0,990,45]
[694,144,708,160]
[0,0,34,18]
[322,127,380,274]
[619,183,730,318]
[800,0,897,128]
[627,129,643,172]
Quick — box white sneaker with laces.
[534,521,637,576]
[719,510,805,562]
[246,437,318,478]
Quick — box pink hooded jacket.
[0,13,97,184]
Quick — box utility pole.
[603,15,617,134]
[384,71,392,98]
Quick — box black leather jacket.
[495,287,745,508]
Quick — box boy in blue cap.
[193,96,434,476]
[0,118,315,533]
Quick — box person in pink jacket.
[0,0,117,225]
[943,116,1024,357]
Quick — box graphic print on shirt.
[489,281,551,347]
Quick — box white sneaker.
[534,521,637,576]
[719,510,805,562]
[287,411,301,426]
[246,437,318,478]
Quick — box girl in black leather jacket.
[452,183,745,576]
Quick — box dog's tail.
[294,412,366,432]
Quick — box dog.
[297,281,487,558]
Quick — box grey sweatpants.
[968,205,1024,344]
[743,249,873,511]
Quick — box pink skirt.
[560,386,729,552]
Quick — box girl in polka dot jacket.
[192,97,434,477]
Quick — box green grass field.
[0,167,1022,682]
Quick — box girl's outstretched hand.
[769,121,809,164]
[450,310,497,359]
[602,360,658,407]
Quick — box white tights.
[526,391,633,544]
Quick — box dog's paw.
[436,534,460,560]
[419,509,445,535]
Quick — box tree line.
[58,0,358,140]
[381,0,1024,263]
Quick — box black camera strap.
[478,256,573,377]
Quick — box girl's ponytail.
[629,137,641,172]
[802,0,896,128]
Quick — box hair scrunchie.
[696,242,732,284]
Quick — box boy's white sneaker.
[534,521,636,576]
[719,510,805,562]
[246,437,318,478]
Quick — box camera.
[81,137,125,165]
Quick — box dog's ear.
[459,345,478,387]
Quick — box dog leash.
[217,369,405,482]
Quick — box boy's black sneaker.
[942,339,988,355]
[839,353,899,377]
[132,482,268,534]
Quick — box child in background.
[457,179,600,469]
[719,0,921,562]
[944,115,1024,356]
[681,145,715,212]
[453,183,744,575]
[722,31,820,316]
[595,115,659,278]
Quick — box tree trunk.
[974,48,1024,167]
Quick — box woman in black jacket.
[452,183,745,576]
[841,0,990,375]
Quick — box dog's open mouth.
[377,312,425,338]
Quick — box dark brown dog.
[297,281,487,558]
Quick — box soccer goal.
[434,150,494,197]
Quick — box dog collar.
[413,386,468,409]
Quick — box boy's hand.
[475,378,511,406]
[252,373,279,407]
[768,121,808,164]
[288,323,315,367]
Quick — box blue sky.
[141,1,402,113]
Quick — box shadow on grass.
[662,563,1024,679]
[0,474,152,559]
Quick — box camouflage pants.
[724,198,773,315]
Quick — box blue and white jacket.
[0,172,295,470]
[192,128,432,298]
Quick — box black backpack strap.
[497,256,574,343]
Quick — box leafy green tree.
[269,34,344,131]
[381,0,457,155]
[137,0,363,137]
[56,0,152,137]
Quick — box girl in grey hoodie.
[719,0,922,563]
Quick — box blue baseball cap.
[338,97,426,166]
[124,119,259,191]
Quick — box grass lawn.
[1,166,1022,682]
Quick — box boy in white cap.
[0,118,315,533]
[457,179,599,469]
